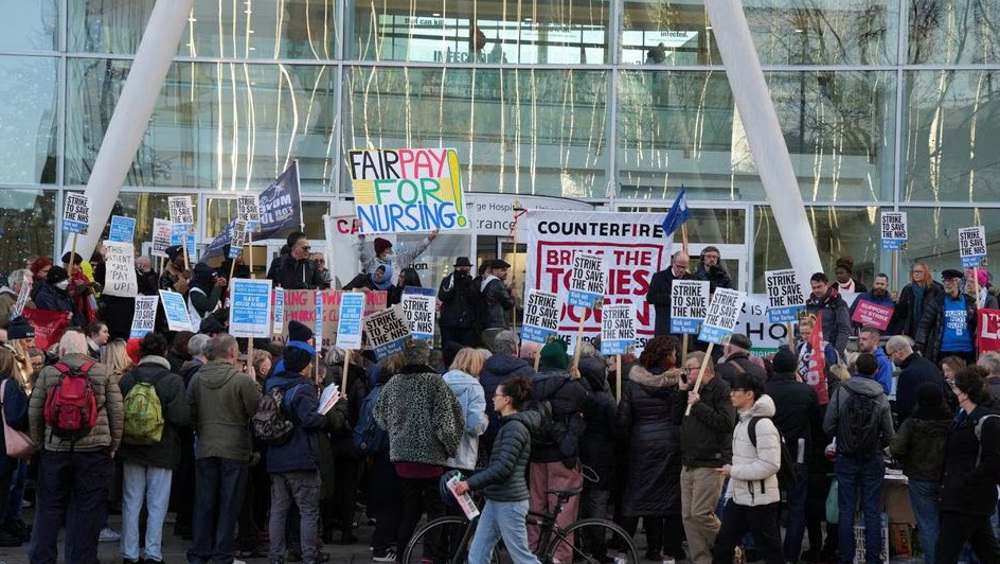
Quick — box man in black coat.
[765,346,822,564]
[915,268,978,365]
[694,246,732,290]
[481,260,515,350]
[266,232,328,290]
[715,333,767,388]
[805,272,852,355]
[886,335,945,422]
[647,251,692,337]
[437,256,480,347]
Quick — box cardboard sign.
[109,215,136,243]
[151,218,173,258]
[567,253,607,309]
[364,306,412,359]
[670,280,710,334]
[698,288,747,345]
[171,223,196,258]
[272,289,285,335]
[63,194,90,235]
[159,290,193,332]
[237,193,261,225]
[349,148,468,233]
[959,226,987,268]
[401,287,436,340]
[102,242,138,297]
[521,289,561,345]
[229,220,247,259]
[601,303,636,355]
[336,292,365,349]
[282,290,387,349]
[977,309,1000,353]
[765,269,805,323]
[229,278,273,338]
[168,196,194,225]
[880,212,907,250]
[130,295,159,339]
[851,300,894,331]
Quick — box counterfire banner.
[525,210,670,347]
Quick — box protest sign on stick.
[567,252,607,370]
[670,280,710,335]
[336,292,366,390]
[765,269,805,323]
[102,242,138,297]
[151,219,172,264]
[521,289,561,370]
[401,287,436,340]
[159,290,192,332]
[960,226,987,269]
[601,303,636,355]
[130,295,159,339]
[851,300,894,331]
[63,194,91,276]
[168,196,195,269]
[272,289,285,335]
[688,288,747,415]
[880,212,907,251]
[364,306,412,360]
[229,279,273,338]
[109,215,136,244]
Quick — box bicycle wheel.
[541,518,640,564]
[402,515,477,564]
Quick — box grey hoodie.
[187,360,261,461]
[823,375,894,458]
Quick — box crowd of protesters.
[2,237,1000,564]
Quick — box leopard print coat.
[374,365,465,466]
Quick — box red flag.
[21,308,70,352]
[977,309,1000,354]
[805,311,830,405]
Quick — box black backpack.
[748,416,799,494]
[842,388,882,459]
[251,384,303,446]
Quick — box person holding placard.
[62,252,99,325]
[849,274,898,334]
[916,269,978,364]
[438,257,481,347]
[187,263,226,327]
[267,232,328,290]
[648,251,694,338]
[159,245,191,296]
[387,267,423,307]
[0,270,33,325]
[355,231,438,280]
[715,334,767,388]
[482,260,515,349]
[804,273,852,355]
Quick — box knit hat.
[374,237,392,256]
[61,252,84,265]
[165,245,183,261]
[126,338,142,365]
[283,341,316,373]
[539,339,569,371]
[199,315,225,335]
[288,320,314,343]
[5,316,34,340]
[771,345,797,374]
[916,381,945,410]
[46,265,69,284]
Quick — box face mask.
[55,280,69,290]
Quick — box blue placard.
[272,289,284,335]
[337,293,365,349]
[670,317,702,334]
[171,224,197,257]
[768,304,804,324]
[881,238,905,251]
[602,339,631,355]
[521,325,556,345]
[159,290,192,332]
[229,279,272,338]
[698,325,730,345]
[567,289,603,310]
[315,297,324,344]
[63,220,87,235]
[228,244,242,259]
[403,286,436,297]
[109,216,136,243]
[962,254,986,268]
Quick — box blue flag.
[661,188,690,236]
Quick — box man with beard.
[850,273,898,334]
[804,273,852,355]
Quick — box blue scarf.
[370,264,394,291]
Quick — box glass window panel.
[621,0,897,66]
[349,0,610,63]
[902,70,1000,203]
[0,189,56,274]
[205,197,328,242]
[92,192,198,248]
[909,0,1000,64]
[343,67,608,198]
[65,59,337,191]
[617,70,894,202]
[897,208,1000,281]
[67,0,338,59]
[0,56,59,184]
[0,2,58,52]
[752,206,879,293]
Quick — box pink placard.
[850,300,894,331]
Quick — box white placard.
[959,226,988,268]
[879,212,907,250]
[567,252,607,310]
[363,305,412,360]
[601,303,636,355]
[401,288,436,340]
[764,269,805,323]
[63,194,90,235]
[521,289,561,345]
[698,288,748,345]
[151,218,173,258]
[237,194,261,224]
[168,196,194,225]
[102,241,138,297]
[670,280,710,334]
[130,295,159,339]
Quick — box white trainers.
[98,527,121,542]
[372,548,397,562]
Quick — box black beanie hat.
[5,316,34,340]
[283,342,315,373]
[288,320,314,343]
[46,265,69,284]
[771,345,797,374]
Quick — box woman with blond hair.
[101,338,134,383]
[896,260,943,340]
[443,347,489,474]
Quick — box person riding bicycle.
[453,376,541,564]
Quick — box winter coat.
[716,351,768,389]
[442,369,488,471]
[618,364,684,517]
[822,376,894,459]
[34,282,80,326]
[29,353,124,452]
[849,291,898,334]
[916,291,977,361]
[267,254,328,290]
[727,395,781,506]
[578,357,617,490]
[322,362,368,459]
[355,235,431,276]
[529,369,589,465]
[438,271,480,329]
[939,404,1000,515]
[890,409,951,482]
[481,277,514,331]
[467,410,540,502]
[187,360,261,461]
[894,353,945,422]
[896,281,943,340]
[805,288,852,354]
[374,364,464,466]
[678,375,735,468]
[694,263,732,290]
[119,356,190,469]
[479,354,535,456]
[764,371,822,464]
[647,268,694,336]
[264,372,326,474]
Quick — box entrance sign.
[698,288,747,345]
[670,280,710,334]
[229,279,273,338]
[765,269,805,323]
[601,304,636,355]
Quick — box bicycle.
[401,486,640,563]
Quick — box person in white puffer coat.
[711,374,784,564]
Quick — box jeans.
[28,449,113,564]
[269,471,321,564]
[835,455,885,564]
[469,499,540,564]
[712,501,784,564]
[186,457,249,564]
[783,463,810,562]
[907,479,940,564]
[121,462,173,562]
[527,461,583,564]
[3,458,26,520]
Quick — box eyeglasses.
[683,366,700,373]
[493,392,508,398]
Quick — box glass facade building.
[1,0,999,291]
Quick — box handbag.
[1,379,36,459]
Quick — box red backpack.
[43,361,98,443]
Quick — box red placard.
[20,308,70,352]
[850,300,894,331]
[977,309,1000,353]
